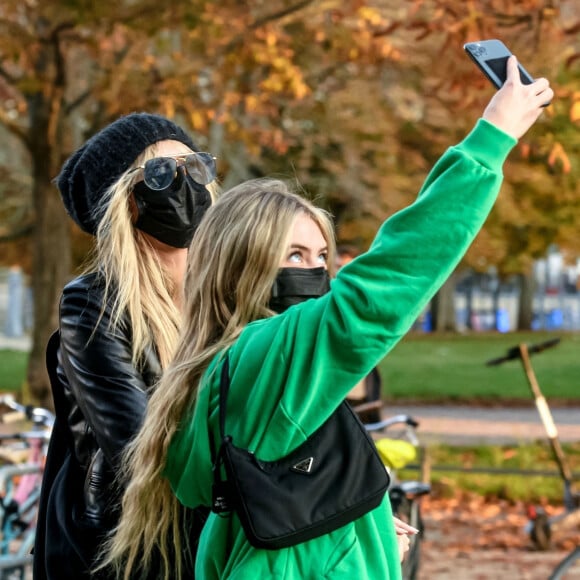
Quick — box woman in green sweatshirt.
[102,57,552,579]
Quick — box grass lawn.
[378,330,580,404]
[1,330,579,403]
[0,349,28,393]
[402,441,580,503]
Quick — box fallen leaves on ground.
[418,490,580,579]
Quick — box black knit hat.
[57,112,198,235]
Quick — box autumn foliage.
[0,0,579,403]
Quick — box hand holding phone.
[481,56,553,139]
[464,39,536,89]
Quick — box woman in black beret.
[33,113,218,579]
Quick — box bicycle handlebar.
[0,431,52,442]
[0,395,55,428]
[485,337,561,366]
[364,414,420,432]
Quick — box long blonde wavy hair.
[84,143,219,369]
[100,178,336,579]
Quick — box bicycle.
[0,395,54,579]
[353,402,430,580]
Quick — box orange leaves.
[571,100,580,122]
[570,93,580,122]
[356,6,386,27]
[258,66,310,100]
[264,31,278,48]
[547,142,572,174]
[247,28,310,100]
[519,142,531,160]
[189,110,206,132]
[255,58,310,100]
[422,489,580,575]
[243,94,260,113]
[162,100,175,119]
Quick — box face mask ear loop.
[270,275,281,300]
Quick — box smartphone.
[464,39,535,89]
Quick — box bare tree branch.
[91,0,166,29]
[563,21,580,35]
[138,0,319,87]
[251,0,316,29]
[0,221,34,242]
[224,0,317,53]
[373,22,402,38]
[43,20,76,43]
[492,12,534,28]
[64,88,93,115]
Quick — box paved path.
[0,335,31,352]
[387,404,580,445]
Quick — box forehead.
[289,213,326,248]
[153,139,193,157]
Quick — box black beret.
[57,112,197,235]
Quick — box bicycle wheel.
[549,546,580,580]
[392,494,423,580]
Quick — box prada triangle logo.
[291,457,314,474]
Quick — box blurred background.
[1,0,579,406]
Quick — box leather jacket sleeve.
[58,273,152,468]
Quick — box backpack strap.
[218,354,230,441]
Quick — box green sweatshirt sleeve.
[227,118,516,450]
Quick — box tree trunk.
[430,272,457,332]
[517,272,536,331]
[27,175,70,408]
[465,273,474,330]
[25,38,70,408]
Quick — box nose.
[305,258,327,270]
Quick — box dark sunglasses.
[132,152,217,191]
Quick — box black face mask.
[269,267,331,314]
[133,170,211,248]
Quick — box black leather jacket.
[56,272,160,527]
[34,272,165,578]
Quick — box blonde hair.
[84,143,220,370]
[101,178,336,579]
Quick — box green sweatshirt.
[166,119,517,579]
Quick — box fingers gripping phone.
[464,39,550,106]
[464,39,535,88]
